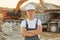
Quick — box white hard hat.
[26,4,36,11]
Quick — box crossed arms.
[21,25,42,37]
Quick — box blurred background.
[0,0,60,40]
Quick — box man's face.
[26,9,35,18]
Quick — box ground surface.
[0,24,60,40]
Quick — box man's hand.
[27,25,42,35]
[27,30,38,35]
[21,27,36,37]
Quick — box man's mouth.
[30,14,31,15]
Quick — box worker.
[21,4,42,40]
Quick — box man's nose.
[29,11,33,13]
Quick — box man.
[21,4,42,40]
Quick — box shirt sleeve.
[20,20,26,28]
[37,19,42,26]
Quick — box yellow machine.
[0,0,45,19]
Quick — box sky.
[0,0,60,8]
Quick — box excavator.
[0,0,45,20]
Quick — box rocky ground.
[1,29,60,40]
[40,32,60,40]
[0,22,60,40]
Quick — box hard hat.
[26,4,36,11]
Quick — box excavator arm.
[40,0,44,7]
[40,0,47,10]
[15,0,46,13]
[15,0,27,13]
[14,0,47,18]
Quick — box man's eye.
[27,10,30,11]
